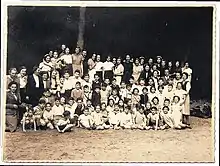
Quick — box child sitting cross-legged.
[108,104,120,130]
[133,105,147,130]
[119,107,133,129]
[159,106,174,130]
[78,108,94,130]
[21,106,37,132]
[40,102,54,130]
[55,110,74,133]
[146,106,160,130]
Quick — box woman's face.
[175,61,180,67]
[127,100,132,106]
[182,74,187,80]
[42,73,48,80]
[153,71,158,77]
[45,56,51,63]
[107,56,111,62]
[135,59,139,65]
[126,55,130,61]
[168,62,172,67]
[119,100,124,107]
[65,48,70,54]
[177,83,182,90]
[51,71,57,78]
[148,58,153,64]
[112,58,117,65]
[157,58,161,64]
[161,61,166,66]
[101,104,106,110]
[109,100,114,106]
[134,89,139,95]
[153,98,159,105]
[148,79,154,85]
[53,52,58,58]
[10,84,17,93]
[145,65,150,71]
[45,104,51,111]
[92,54,96,60]
[152,65,157,70]
[117,58,121,65]
[146,103,151,109]
[140,59,145,65]
[20,69,27,76]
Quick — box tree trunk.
[77,7,86,50]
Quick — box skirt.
[183,94,190,115]
[5,115,18,132]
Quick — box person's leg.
[6,115,18,132]
[61,124,74,132]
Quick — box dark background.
[7,6,213,100]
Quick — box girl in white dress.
[132,58,143,83]
[113,58,124,85]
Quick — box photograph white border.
[1,1,219,165]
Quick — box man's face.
[77,100,83,106]
[20,69,27,76]
[185,63,189,68]
[161,61,166,66]
[10,69,17,78]
[75,48,80,54]
[176,73,181,80]
[82,51,87,57]
[61,44,66,50]
[117,59,121,65]
[126,55,130,61]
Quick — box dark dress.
[5,91,21,132]
[123,61,133,84]
[140,94,149,106]
[139,71,152,83]
[91,92,101,107]
[92,81,101,91]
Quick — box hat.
[139,56,145,59]
[156,55,162,59]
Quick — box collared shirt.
[61,54,73,64]
[33,74,39,88]
[103,61,114,71]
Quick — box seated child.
[125,84,133,102]
[109,89,120,104]
[41,102,54,130]
[160,106,174,130]
[65,97,77,120]
[21,106,36,132]
[83,85,92,105]
[33,98,46,129]
[91,86,101,107]
[140,87,149,108]
[86,99,95,114]
[52,97,65,125]
[100,83,109,105]
[146,107,160,130]
[133,106,147,130]
[131,88,141,106]
[55,111,74,133]
[119,81,127,101]
[108,104,120,130]
[101,102,110,126]
[78,108,94,129]
[71,81,84,101]
[41,90,55,105]
[91,105,105,130]
[119,107,133,129]
[106,99,115,114]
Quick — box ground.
[3,117,214,162]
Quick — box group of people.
[5,44,193,133]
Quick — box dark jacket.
[6,91,21,116]
[91,92,101,107]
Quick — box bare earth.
[3,117,214,163]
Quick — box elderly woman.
[5,81,21,132]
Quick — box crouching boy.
[21,106,36,132]
[55,111,74,133]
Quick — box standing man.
[26,66,44,107]
[123,55,133,84]
[72,47,84,77]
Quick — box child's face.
[159,88,163,93]
[119,100,124,107]
[74,72,80,78]
[94,75,99,81]
[148,79,154,85]
[168,85,173,92]
[112,90,117,96]
[95,88,100,93]
[164,100,170,107]
[84,87,89,93]
[121,82,126,88]
[44,91,51,97]
[163,108,169,114]
[174,97,180,103]
[96,106,101,113]
[114,106,119,113]
[101,104,106,110]
[139,109,144,114]
[104,79,110,85]
[129,79,134,84]
[45,104,51,111]
[151,88,156,93]
[60,78,64,84]
[69,100,74,106]
[146,103,151,109]
[134,89,139,95]
[153,99,159,105]
[127,100,132,106]
[153,71,158,77]
[124,109,129,114]
[158,80,164,86]
[84,75,90,82]
[87,101,92,106]
[42,74,48,80]
[140,80,145,86]
[55,100,60,106]
[75,84,81,89]
[143,89,148,94]
[152,109,157,115]
[60,98,65,104]
[127,86,132,91]
[64,73,70,79]
[84,110,89,116]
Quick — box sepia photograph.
[1,1,217,163]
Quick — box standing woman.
[60,47,73,76]
[182,62,192,82]
[114,57,124,86]
[88,53,97,81]
[139,64,151,83]
[39,54,53,75]
[123,55,133,84]
[72,47,84,77]
[5,82,21,132]
[95,54,104,82]
[182,72,191,127]
[103,56,114,82]
[132,58,143,83]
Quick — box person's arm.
[55,125,61,132]
[22,116,26,132]
[155,114,159,130]
[33,116,37,131]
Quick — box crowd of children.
[5,44,193,132]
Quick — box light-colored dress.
[182,81,191,115]
[88,59,96,81]
[171,103,183,126]
[72,54,84,77]
[114,64,124,85]
[132,64,143,83]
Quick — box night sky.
[7,6,213,100]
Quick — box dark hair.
[63,110,71,117]
[162,106,169,111]
[54,97,60,101]
[83,73,89,78]
[83,85,89,89]
[132,88,139,93]
[45,102,52,106]
[75,69,80,74]
[112,78,116,82]
[129,76,134,80]
[68,97,74,101]
[151,106,157,111]
[32,66,39,73]
[8,81,18,89]
[126,84,132,88]
[76,97,83,102]
[19,66,27,72]
[75,81,81,86]
[152,97,159,103]
[173,95,180,101]
[44,54,51,60]
[39,98,46,104]
[182,72,189,79]
[164,98,170,102]
[101,83,107,87]
[9,67,17,73]
[142,87,148,91]
[158,85,164,90]
[168,84,173,87]
[150,86,156,92]
[108,98,115,105]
